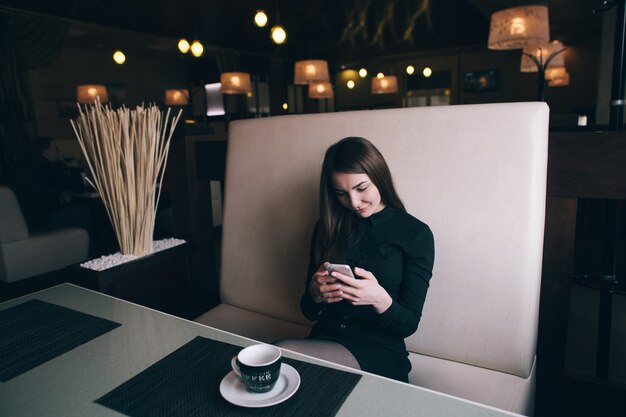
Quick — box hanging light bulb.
[406,65,415,75]
[359,68,368,78]
[190,40,204,57]
[347,80,355,89]
[113,50,126,64]
[271,25,287,44]
[178,39,190,54]
[255,10,268,27]
[423,67,432,78]
[376,72,384,79]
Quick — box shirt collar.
[357,206,392,228]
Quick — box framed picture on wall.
[463,70,497,92]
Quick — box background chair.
[0,186,89,297]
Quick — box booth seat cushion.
[0,228,89,283]
[195,303,311,343]
[408,353,536,416]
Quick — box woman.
[277,137,434,382]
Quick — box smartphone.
[326,263,356,280]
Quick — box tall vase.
[70,99,181,257]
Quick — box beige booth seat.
[0,186,89,284]
[195,102,549,415]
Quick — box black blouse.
[300,207,435,382]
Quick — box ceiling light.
[520,40,565,72]
[359,68,367,78]
[178,39,190,54]
[165,89,190,105]
[406,65,415,75]
[423,67,432,78]
[113,50,126,64]
[190,40,204,57]
[77,85,109,104]
[254,10,268,27]
[546,67,570,87]
[347,80,355,89]
[294,60,329,84]
[487,5,555,101]
[488,6,550,50]
[371,76,398,94]
[308,81,333,99]
[271,25,287,44]
[219,72,252,94]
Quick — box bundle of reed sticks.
[70,98,181,256]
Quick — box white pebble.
[80,238,187,271]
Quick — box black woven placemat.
[0,299,121,382]
[96,336,362,417]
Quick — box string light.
[178,39,190,54]
[190,40,204,57]
[113,50,126,64]
[271,25,287,44]
[254,10,268,27]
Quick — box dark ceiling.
[0,0,605,62]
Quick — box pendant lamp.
[371,76,398,94]
[220,72,252,94]
[294,60,330,85]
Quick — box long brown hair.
[315,137,405,265]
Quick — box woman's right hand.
[310,262,343,304]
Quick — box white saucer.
[219,363,300,408]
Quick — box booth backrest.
[220,103,548,380]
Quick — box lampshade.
[77,85,109,104]
[219,72,252,94]
[308,81,333,99]
[294,60,330,85]
[165,89,190,105]
[520,41,565,72]
[488,6,550,50]
[371,76,398,94]
[546,67,570,87]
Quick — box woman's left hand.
[330,267,393,314]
